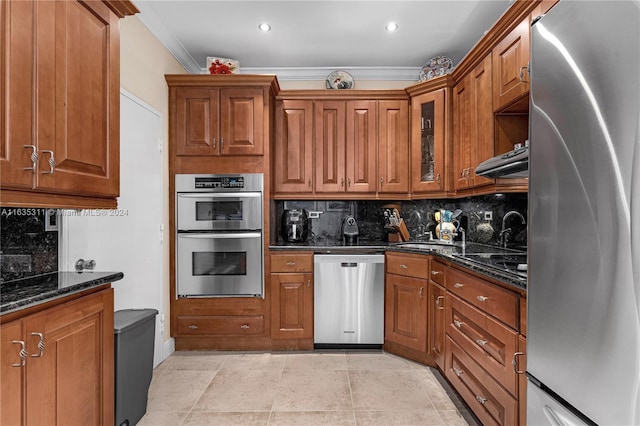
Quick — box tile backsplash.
[274,194,528,249]
[1,208,59,282]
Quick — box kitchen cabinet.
[409,85,451,196]
[377,101,410,194]
[0,0,137,208]
[273,100,314,193]
[429,260,447,370]
[1,288,114,425]
[384,252,429,355]
[270,252,314,340]
[453,54,495,191]
[315,100,377,193]
[492,15,531,112]
[516,335,527,426]
[173,87,265,156]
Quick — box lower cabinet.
[1,288,114,425]
[516,335,527,426]
[270,252,314,341]
[429,280,446,370]
[385,272,428,352]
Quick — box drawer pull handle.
[41,150,56,174]
[476,339,488,347]
[477,295,488,302]
[308,279,311,288]
[431,270,442,276]
[30,332,45,358]
[400,264,408,269]
[435,296,445,310]
[476,395,488,405]
[212,138,217,149]
[453,367,463,377]
[454,283,464,288]
[419,287,424,299]
[11,341,27,367]
[23,145,38,172]
[286,261,296,266]
[188,325,198,329]
[453,320,464,328]
[512,352,525,374]
[240,324,250,329]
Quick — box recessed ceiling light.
[385,22,398,32]
[258,23,271,32]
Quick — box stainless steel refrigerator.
[527,1,640,425]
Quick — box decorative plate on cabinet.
[326,70,354,89]
[418,56,453,81]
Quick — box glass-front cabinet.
[411,88,448,194]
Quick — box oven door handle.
[177,193,261,199]
[178,232,262,239]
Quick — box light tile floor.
[138,351,479,426]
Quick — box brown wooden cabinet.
[384,252,429,355]
[273,100,314,193]
[453,54,495,192]
[430,280,446,371]
[1,288,114,425]
[378,100,410,194]
[492,15,531,112]
[0,0,137,208]
[315,100,377,193]
[516,335,527,426]
[174,86,265,156]
[270,252,314,341]
[409,84,451,196]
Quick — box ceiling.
[134,0,511,80]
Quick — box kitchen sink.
[394,241,460,250]
[455,253,527,276]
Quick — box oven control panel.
[195,176,244,189]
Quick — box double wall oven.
[176,174,264,297]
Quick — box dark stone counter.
[270,240,527,291]
[0,271,124,315]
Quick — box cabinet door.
[471,54,495,187]
[34,0,120,197]
[315,101,346,192]
[517,335,527,426]
[0,0,35,190]
[411,89,447,193]
[175,87,220,156]
[1,320,25,425]
[24,289,114,426]
[274,100,314,193]
[492,16,530,112]
[345,100,376,193]
[430,282,446,370]
[270,273,313,339]
[385,273,428,352]
[453,75,473,191]
[221,88,264,155]
[378,100,409,194]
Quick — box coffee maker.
[341,215,359,245]
[280,209,309,242]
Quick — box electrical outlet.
[484,211,493,221]
[308,211,322,219]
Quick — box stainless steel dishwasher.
[313,254,385,348]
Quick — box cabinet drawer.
[446,267,518,329]
[386,252,429,279]
[445,336,518,426]
[430,260,446,285]
[447,295,518,396]
[177,316,264,336]
[271,253,313,273]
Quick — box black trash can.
[114,309,158,426]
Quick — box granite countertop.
[0,271,124,315]
[270,239,527,291]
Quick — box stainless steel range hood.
[475,143,528,178]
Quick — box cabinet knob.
[453,320,464,328]
[431,270,442,276]
[453,367,463,377]
[400,264,408,269]
[30,332,45,358]
[240,324,250,329]
[11,341,27,367]
[477,295,488,302]
[41,150,56,175]
[23,145,38,172]
[476,395,488,405]
[476,339,488,347]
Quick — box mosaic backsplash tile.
[1,208,59,282]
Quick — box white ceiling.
[134,0,511,80]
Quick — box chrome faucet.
[500,210,526,248]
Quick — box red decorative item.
[206,57,239,74]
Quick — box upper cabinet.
[407,79,452,197]
[272,91,409,199]
[173,86,265,156]
[492,15,531,112]
[1,0,138,208]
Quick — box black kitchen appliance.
[280,209,310,242]
[341,215,359,245]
